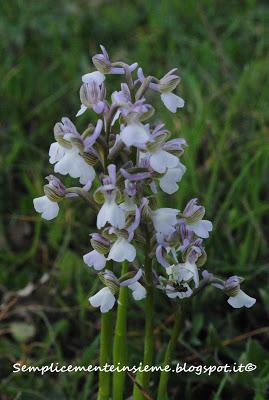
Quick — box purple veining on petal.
[45,175,66,196]
[163,138,187,153]
[183,198,201,218]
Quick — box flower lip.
[89,287,116,313]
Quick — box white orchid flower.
[128,282,146,300]
[83,250,107,271]
[33,196,59,221]
[152,208,179,236]
[107,237,136,262]
[89,287,116,313]
[54,147,95,185]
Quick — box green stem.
[112,261,129,400]
[133,232,154,400]
[157,307,182,400]
[97,311,113,400]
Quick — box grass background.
[0,0,269,399]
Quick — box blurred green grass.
[0,0,269,399]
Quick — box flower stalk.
[112,261,129,400]
[98,310,113,400]
[133,230,154,400]
[157,307,183,400]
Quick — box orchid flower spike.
[34,45,256,318]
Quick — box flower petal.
[49,142,65,164]
[152,208,179,236]
[228,290,256,309]
[161,92,184,113]
[82,71,105,85]
[54,149,95,185]
[107,238,136,262]
[159,162,186,194]
[128,282,146,300]
[76,104,87,117]
[150,149,178,173]
[83,250,106,271]
[188,220,213,239]
[97,200,126,229]
[89,287,116,313]
[33,196,59,220]
[120,123,151,147]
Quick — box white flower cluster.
[34,46,255,312]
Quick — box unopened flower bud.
[90,233,110,255]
